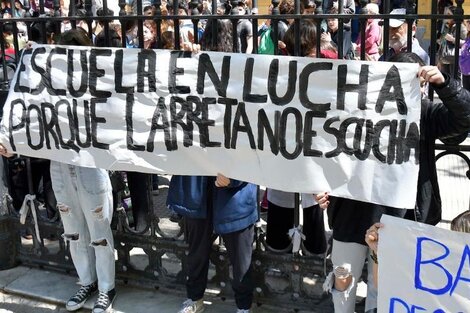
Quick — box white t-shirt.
[267,189,317,208]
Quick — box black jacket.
[328,74,470,245]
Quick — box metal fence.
[0,0,470,311]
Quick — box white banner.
[379,215,470,312]
[0,45,422,208]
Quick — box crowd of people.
[1,0,470,313]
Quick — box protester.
[322,0,355,59]
[274,0,295,54]
[364,222,382,288]
[94,29,153,233]
[168,173,257,313]
[450,209,470,233]
[143,20,158,49]
[235,0,253,53]
[353,3,381,61]
[438,5,467,84]
[459,19,470,91]
[0,29,117,313]
[167,19,257,313]
[322,7,354,59]
[56,29,116,313]
[302,0,316,15]
[365,209,470,288]
[324,51,470,313]
[167,0,195,47]
[379,8,430,65]
[265,20,332,254]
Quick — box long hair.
[283,19,318,57]
[58,28,93,46]
[95,29,122,48]
[451,210,470,233]
[200,19,233,52]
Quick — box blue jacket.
[167,176,258,235]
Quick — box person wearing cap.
[379,8,430,65]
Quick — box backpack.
[258,27,275,55]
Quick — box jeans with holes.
[50,161,115,292]
[330,239,377,313]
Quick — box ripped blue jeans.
[323,239,377,313]
[50,161,115,292]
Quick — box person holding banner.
[364,222,383,288]
[164,19,257,313]
[55,29,116,313]
[364,209,470,289]
[324,52,470,313]
[167,174,258,313]
[0,29,118,313]
[378,8,430,65]
[265,19,333,254]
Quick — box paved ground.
[0,266,326,313]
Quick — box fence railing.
[0,0,469,311]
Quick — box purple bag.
[460,38,470,75]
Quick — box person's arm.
[342,0,355,15]
[314,192,330,209]
[364,23,380,51]
[0,144,15,158]
[243,21,254,54]
[365,222,383,288]
[215,173,245,188]
[420,66,470,138]
[245,35,253,54]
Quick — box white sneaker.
[236,309,250,313]
[178,299,205,313]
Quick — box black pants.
[266,201,327,254]
[7,157,56,218]
[127,172,150,232]
[185,214,254,309]
[463,74,470,91]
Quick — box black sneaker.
[65,282,98,311]
[169,212,183,223]
[92,288,116,313]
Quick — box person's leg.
[223,225,255,310]
[260,189,268,211]
[184,216,213,301]
[323,239,368,313]
[463,74,470,91]
[50,162,97,287]
[365,251,378,313]
[76,167,115,293]
[265,201,293,250]
[302,205,327,254]
[152,174,159,194]
[34,159,57,219]
[126,172,150,232]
